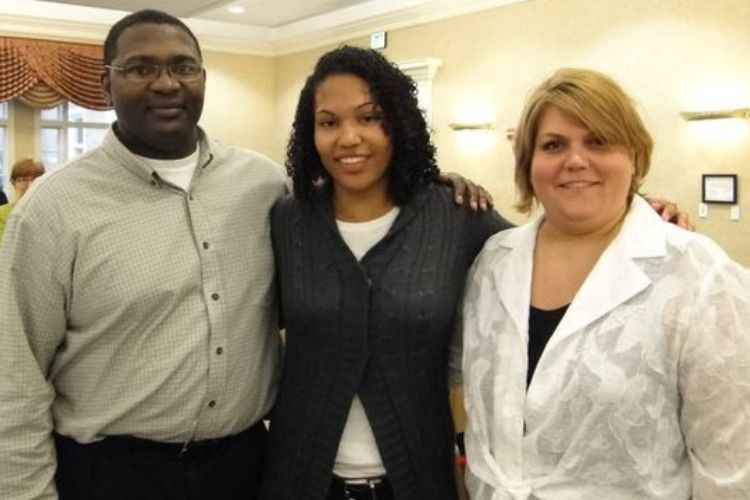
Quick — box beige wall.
[8,102,36,176]
[273,0,750,266]
[200,51,277,154]
[11,103,36,160]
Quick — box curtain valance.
[0,36,109,110]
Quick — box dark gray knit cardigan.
[261,184,511,500]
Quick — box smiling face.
[531,106,635,234]
[102,23,205,159]
[313,73,393,205]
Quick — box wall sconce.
[680,108,750,121]
[448,122,494,131]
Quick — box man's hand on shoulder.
[438,172,494,211]
[647,196,695,231]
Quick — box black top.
[0,190,7,206]
[262,184,512,500]
[527,304,569,387]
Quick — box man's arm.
[0,200,68,499]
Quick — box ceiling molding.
[0,0,528,56]
[0,14,107,44]
[270,0,527,55]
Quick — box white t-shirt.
[138,147,199,191]
[334,206,400,478]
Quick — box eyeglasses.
[105,63,203,83]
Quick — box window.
[0,101,9,192]
[39,102,116,171]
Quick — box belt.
[54,420,264,460]
[330,475,391,500]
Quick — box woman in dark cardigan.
[260,46,511,500]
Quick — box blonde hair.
[513,68,653,213]
[10,158,45,181]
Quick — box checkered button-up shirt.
[0,127,286,499]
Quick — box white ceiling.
[0,0,529,55]
[42,0,375,27]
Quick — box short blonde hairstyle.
[10,158,45,181]
[513,68,653,213]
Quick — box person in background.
[462,68,750,500]
[0,158,45,241]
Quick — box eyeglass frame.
[104,62,204,83]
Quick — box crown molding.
[269,0,527,55]
[0,0,528,56]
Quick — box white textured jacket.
[462,196,750,500]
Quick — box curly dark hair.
[103,9,202,67]
[286,45,439,204]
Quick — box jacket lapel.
[489,219,540,342]
[548,196,668,347]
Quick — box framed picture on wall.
[702,174,738,204]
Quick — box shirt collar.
[102,125,215,184]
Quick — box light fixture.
[680,108,750,121]
[227,5,245,14]
[448,122,494,131]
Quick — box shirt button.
[211,293,219,301]
[189,194,195,200]
[216,347,223,355]
[208,400,216,408]
[202,241,210,250]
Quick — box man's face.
[102,23,205,159]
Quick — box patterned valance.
[0,36,109,110]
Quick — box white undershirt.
[334,206,400,478]
[138,147,200,191]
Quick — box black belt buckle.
[337,477,384,500]
[178,437,223,458]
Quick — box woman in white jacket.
[462,68,750,500]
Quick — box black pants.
[55,422,267,500]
